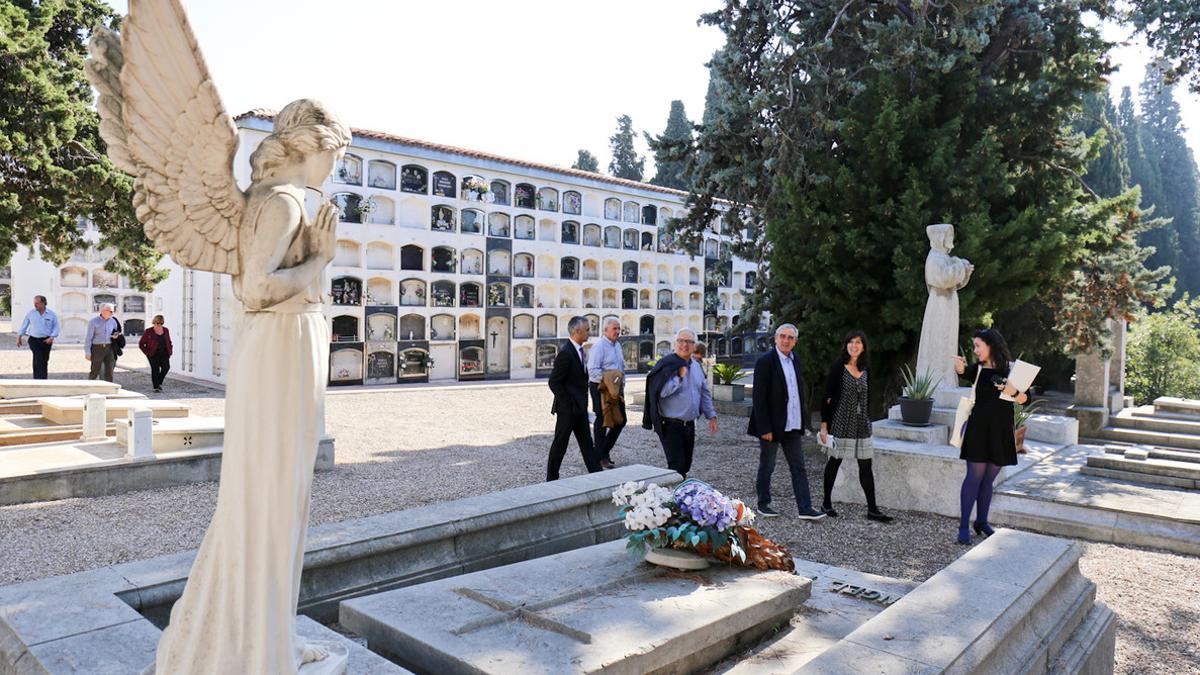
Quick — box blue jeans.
[756,430,813,511]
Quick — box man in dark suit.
[747,323,825,520]
[547,316,602,480]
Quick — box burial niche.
[399,313,425,340]
[368,160,396,189]
[332,315,359,342]
[401,164,428,193]
[432,171,456,198]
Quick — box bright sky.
[105,1,1199,170]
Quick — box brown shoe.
[600,460,616,470]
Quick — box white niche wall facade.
[142,111,767,386]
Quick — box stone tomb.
[0,379,121,400]
[38,397,190,424]
[341,540,811,675]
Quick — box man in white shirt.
[586,317,625,469]
[16,295,60,379]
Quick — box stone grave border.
[0,464,678,674]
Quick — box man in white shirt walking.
[16,295,60,379]
[586,317,625,469]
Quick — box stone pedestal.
[121,408,155,461]
[81,395,107,441]
[1108,319,1127,411]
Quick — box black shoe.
[797,507,826,521]
[153,387,162,393]
[822,506,839,517]
[867,510,894,523]
[973,521,995,537]
[600,460,616,470]
[758,505,782,518]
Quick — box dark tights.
[822,457,878,512]
[959,461,1003,539]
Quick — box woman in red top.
[139,314,173,392]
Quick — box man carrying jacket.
[643,328,717,478]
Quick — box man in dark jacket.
[747,323,825,520]
[547,316,601,481]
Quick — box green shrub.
[1125,297,1200,404]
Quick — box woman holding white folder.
[951,328,1031,545]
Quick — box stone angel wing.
[85,0,245,275]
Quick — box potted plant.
[899,364,941,425]
[1013,399,1044,454]
[711,363,748,402]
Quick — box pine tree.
[677,1,1166,406]
[0,0,165,290]
[1077,91,1130,199]
[646,101,694,190]
[1118,85,1181,293]
[1139,63,1200,295]
[1127,0,1200,93]
[571,149,599,173]
[608,115,644,181]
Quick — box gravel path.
[0,339,1195,673]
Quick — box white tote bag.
[950,367,982,448]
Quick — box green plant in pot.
[899,364,942,426]
[711,363,748,402]
[1013,399,1043,453]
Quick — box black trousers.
[28,337,51,379]
[589,382,626,462]
[88,344,116,382]
[659,419,696,478]
[149,352,171,389]
[547,405,600,481]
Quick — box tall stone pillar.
[1069,320,1113,435]
[1108,320,1127,412]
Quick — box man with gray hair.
[84,302,121,381]
[747,323,824,520]
[642,327,718,478]
[546,316,602,480]
[586,316,624,469]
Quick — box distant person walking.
[952,328,1031,545]
[84,303,120,382]
[642,328,718,479]
[747,323,824,520]
[139,315,173,392]
[16,295,59,379]
[587,317,625,469]
[819,330,892,522]
[546,316,602,481]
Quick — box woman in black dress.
[819,330,892,522]
[951,328,1031,544]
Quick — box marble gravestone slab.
[0,379,121,399]
[38,397,189,424]
[341,540,811,675]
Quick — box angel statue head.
[249,99,352,185]
[926,223,955,253]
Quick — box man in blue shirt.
[84,303,121,382]
[646,328,718,478]
[16,295,60,379]
[586,317,625,469]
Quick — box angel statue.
[915,224,975,390]
[86,1,350,672]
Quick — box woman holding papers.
[819,331,893,522]
[951,328,1031,545]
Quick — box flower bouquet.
[464,177,490,197]
[612,479,795,572]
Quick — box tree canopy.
[646,100,694,190]
[673,0,1166,404]
[0,0,164,290]
[1127,0,1200,93]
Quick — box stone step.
[1079,465,1199,490]
[1100,425,1200,451]
[0,389,145,415]
[114,416,225,453]
[1154,396,1200,418]
[0,379,120,399]
[872,418,949,445]
[1101,443,1200,465]
[1112,409,1200,435]
[1086,452,1200,481]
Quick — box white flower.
[612,481,643,506]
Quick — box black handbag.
[111,318,126,357]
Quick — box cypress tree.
[608,115,644,181]
[571,149,599,173]
[646,101,694,191]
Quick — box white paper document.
[1000,359,1041,401]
